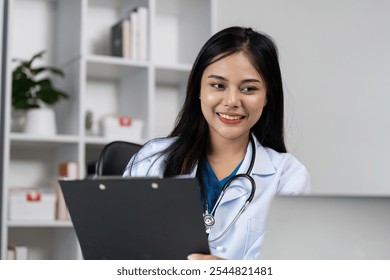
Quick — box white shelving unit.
[1,0,215,259]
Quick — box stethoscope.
[201,135,257,243]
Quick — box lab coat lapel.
[209,137,277,243]
[251,144,276,177]
[216,136,276,205]
[190,136,277,205]
[214,136,255,205]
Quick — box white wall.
[216,0,390,195]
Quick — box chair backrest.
[95,141,142,176]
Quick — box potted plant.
[11,50,69,135]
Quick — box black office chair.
[95,141,142,176]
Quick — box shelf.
[10,134,79,151]
[10,133,79,144]
[2,0,213,260]
[89,0,138,8]
[87,54,149,66]
[86,55,149,80]
[154,62,192,71]
[85,136,145,145]
[7,220,73,228]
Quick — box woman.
[124,26,311,259]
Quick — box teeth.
[219,113,242,120]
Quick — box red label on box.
[119,117,132,127]
[26,191,41,202]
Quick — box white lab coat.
[123,135,311,259]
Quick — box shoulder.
[255,143,311,194]
[273,149,311,194]
[139,137,177,156]
[123,137,177,177]
[252,136,307,175]
[264,146,306,171]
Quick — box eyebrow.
[207,74,227,81]
[207,75,262,84]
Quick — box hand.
[187,253,224,260]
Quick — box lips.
[217,113,245,124]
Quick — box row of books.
[111,6,148,60]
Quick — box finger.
[187,254,221,260]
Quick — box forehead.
[203,52,261,80]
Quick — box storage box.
[100,116,144,142]
[8,188,56,220]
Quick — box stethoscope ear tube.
[209,173,256,217]
[208,201,250,243]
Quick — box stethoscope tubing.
[203,135,257,242]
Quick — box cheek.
[200,98,216,120]
[200,89,220,109]
[248,96,267,120]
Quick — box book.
[54,179,70,220]
[7,248,15,260]
[137,6,148,61]
[129,10,138,60]
[111,19,131,58]
[8,245,28,260]
[56,161,79,220]
[129,6,148,60]
[59,161,79,179]
[110,6,148,60]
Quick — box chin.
[214,130,250,142]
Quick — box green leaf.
[35,79,69,105]
[11,50,69,109]
[26,50,46,69]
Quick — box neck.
[207,133,250,163]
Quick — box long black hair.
[160,26,287,177]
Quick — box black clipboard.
[59,177,210,260]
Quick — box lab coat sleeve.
[123,145,154,177]
[123,153,137,177]
[123,138,173,177]
[277,155,311,195]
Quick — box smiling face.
[200,51,267,144]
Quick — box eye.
[241,86,258,93]
[211,83,225,90]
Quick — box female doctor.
[123,26,311,260]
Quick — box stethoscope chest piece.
[204,214,215,227]
[204,213,215,234]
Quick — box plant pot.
[11,108,26,132]
[24,108,57,136]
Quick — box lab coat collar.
[219,135,276,203]
[250,135,277,177]
[193,135,276,206]
[189,134,277,178]
[189,135,276,175]
[234,134,277,177]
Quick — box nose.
[223,88,241,107]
